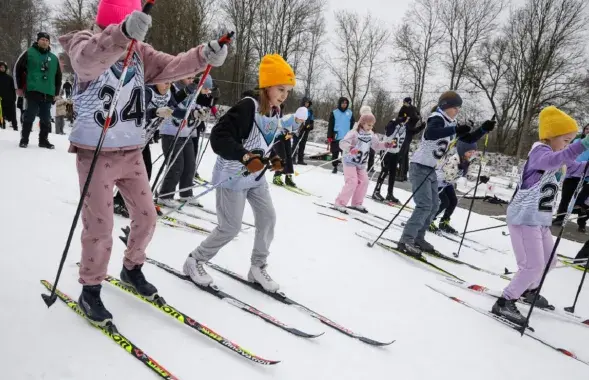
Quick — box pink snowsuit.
[59,23,209,285]
[335,129,387,207]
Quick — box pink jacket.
[340,129,387,168]
[59,23,209,150]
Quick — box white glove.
[203,40,228,67]
[156,107,173,118]
[193,107,209,121]
[123,11,152,42]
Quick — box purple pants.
[503,224,556,300]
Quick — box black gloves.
[455,124,471,135]
[481,119,496,132]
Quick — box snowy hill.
[0,128,588,379]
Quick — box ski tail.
[40,280,178,379]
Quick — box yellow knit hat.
[539,106,578,140]
[258,54,296,89]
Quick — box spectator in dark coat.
[15,31,62,149]
[396,97,424,181]
[293,97,314,165]
[0,61,18,130]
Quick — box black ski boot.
[113,203,130,218]
[491,297,526,326]
[522,288,554,310]
[19,139,28,148]
[386,193,400,203]
[415,238,435,253]
[332,166,338,174]
[78,284,113,326]
[397,241,422,258]
[372,191,385,201]
[120,264,158,300]
[439,219,458,234]
[39,140,55,149]
[285,175,297,187]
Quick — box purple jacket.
[521,141,586,189]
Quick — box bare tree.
[147,0,215,55]
[439,0,504,90]
[506,0,589,157]
[0,0,50,69]
[370,85,397,134]
[393,0,444,111]
[53,0,98,36]
[251,0,323,62]
[328,10,391,114]
[220,0,260,103]
[301,12,326,98]
[464,38,519,151]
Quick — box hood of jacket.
[337,96,349,112]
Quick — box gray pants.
[400,162,440,243]
[55,116,65,134]
[191,183,276,266]
[160,135,195,199]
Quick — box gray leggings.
[191,184,276,267]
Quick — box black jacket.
[210,97,277,162]
[301,97,314,131]
[0,71,16,103]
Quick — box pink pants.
[335,165,369,207]
[76,148,157,285]
[503,225,556,300]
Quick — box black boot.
[78,284,113,326]
[285,175,297,187]
[522,288,554,310]
[113,203,130,218]
[19,140,28,148]
[386,192,400,203]
[120,264,158,299]
[491,297,526,325]
[39,139,55,149]
[332,166,338,174]
[373,182,384,201]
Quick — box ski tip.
[358,336,395,346]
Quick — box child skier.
[59,0,228,324]
[334,112,392,214]
[372,114,420,203]
[492,106,589,325]
[398,91,494,257]
[113,82,177,218]
[157,77,208,208]
[192,74,217,181]
[431,139,478,234]
[183,54,295,292]
[272,106,308,188]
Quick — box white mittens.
[156,107,173,118]
[123,11,152,42]
[203,40,228,67]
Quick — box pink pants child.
[76,148,157,285]
[503,225,557,300]
[335,164,369,207]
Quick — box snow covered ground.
[1,128,588,379]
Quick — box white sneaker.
[183,255,213,286]
[248,264,280,292]
[180,197,203,207]
[158,198,181,208]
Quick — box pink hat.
[358,113,376,126]
[96,0,141,27]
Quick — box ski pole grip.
[218,32,235,47]
[142,0,155,14]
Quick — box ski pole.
[520,161,589,335]
[41,0,157,308]
[157,180,211,198]
[367,138,458,248]
[462,223,507,235]
[161,168,247,218]
[454,132,490,258]
[195,137,210,175]
[151,31,234,196]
